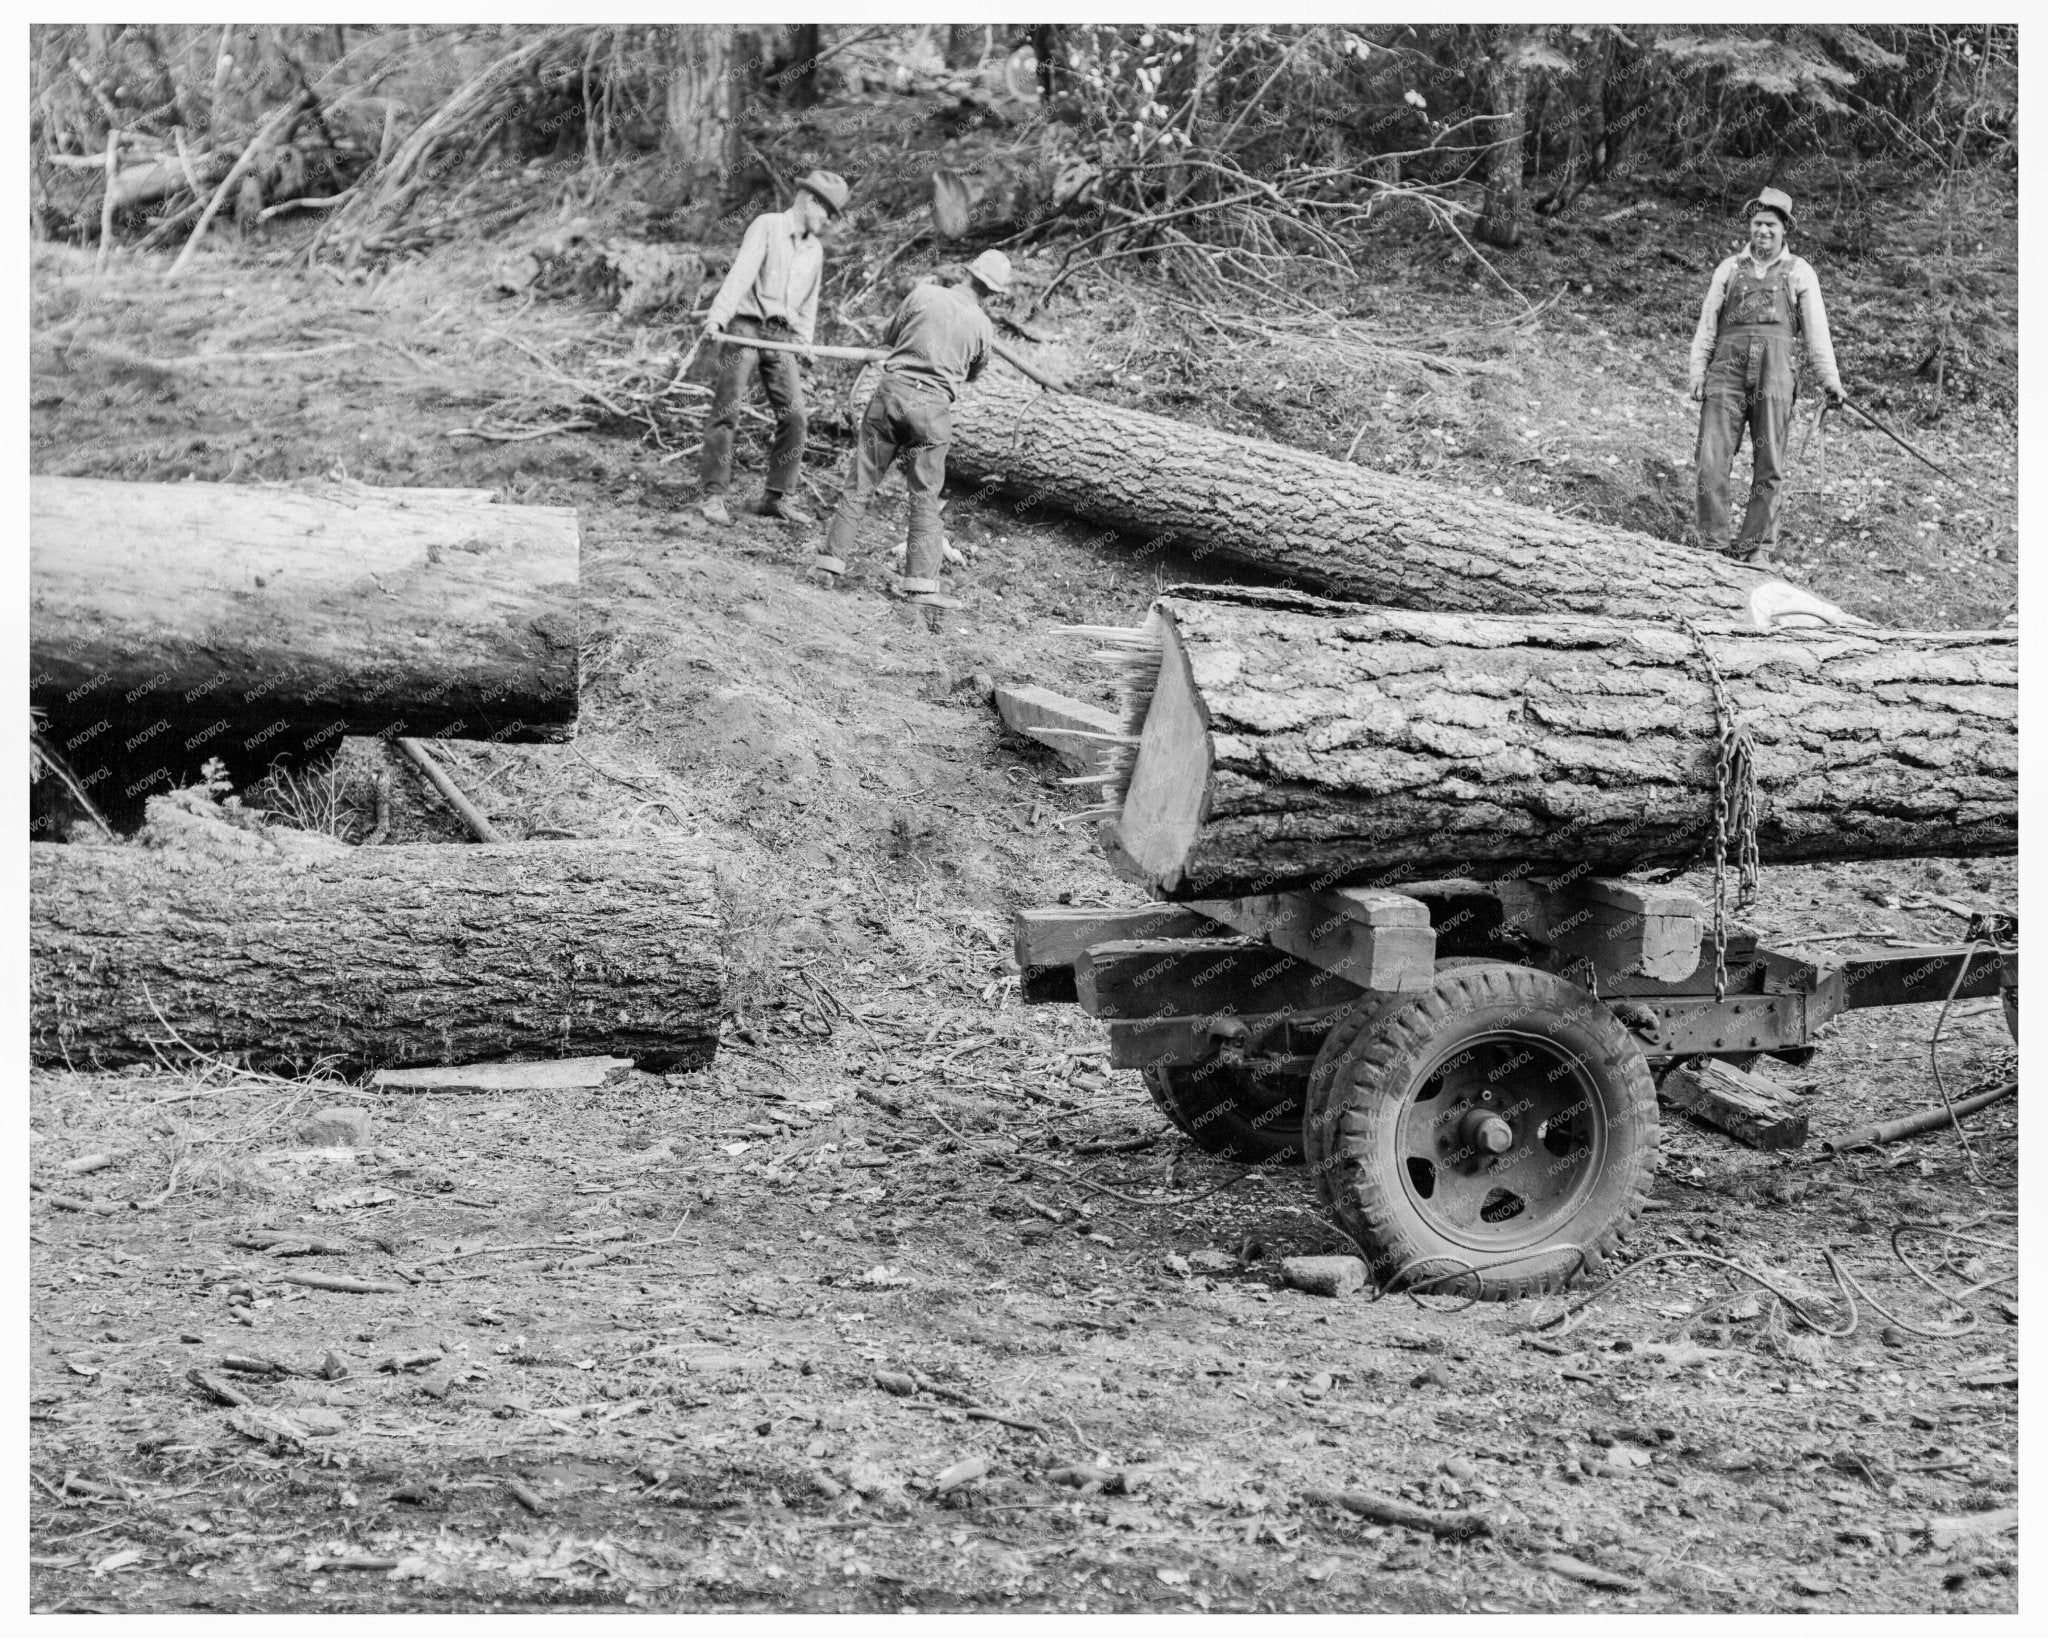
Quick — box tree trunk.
[1095,589,2016,898]
[31,819,725,1072]
[948,373,1855,632]
[770,23,822,106]
[664,24,738,208]
[30,477,580,824]
[1475,29,1530,249]
[1031,25,1066,103]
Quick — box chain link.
[1681,619,1762,1002]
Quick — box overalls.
[1695,258,1799,554]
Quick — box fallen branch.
[446,420,593,442]
[1303,1486,1492,1540]
[71,340,361,374]
[277,1271,406,1294]
[397,736,504,844]
[96,125,121,275]
[42,1193,124,1216]
[1823,1081,2017,1154]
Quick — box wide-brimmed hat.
[795,169,849,216]
[967,249,1013,294]
[1743,186,1795,228]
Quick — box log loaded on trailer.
[1013,588,2017,1302]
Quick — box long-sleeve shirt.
[1688,249,1842,394]
[705,208,823,344]
[879,281,993,402]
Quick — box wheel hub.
[1394,1030,1606,1251]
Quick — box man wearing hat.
[1687,185,1846,561]
[817,249,1012,605]
[698,169,850,526]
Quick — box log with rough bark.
[1085,588,2016,897]
[29,476,581,768]
[30,794,722,1071]
[950,373,1856,632]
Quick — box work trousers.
[700,315,807,498]
[1695,323,1797,554]
[823,373,951,580]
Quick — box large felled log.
[30,796,722,1071]
[1091,588,2015,897]
[951,374,1854,632]
[30,477,581,779]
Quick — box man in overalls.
[1687,187,1845,561]
[815,250,1010,609]
[698,169,850,527]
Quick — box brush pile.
[30,25,678,267]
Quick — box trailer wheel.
[1304,962,1657,1301]
[1143,1061,1306,1164]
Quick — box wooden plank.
[1195,889,1436,992]
[1833,944,2006,1011]
[1659,1059,1809,1149]
[370,1056,635,1092]
[993,684,1126,774]
[1014,904,1226,1002]
[1076,938,1365,1021]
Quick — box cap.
[1743,186,1795,228]
[795,169,850,216]
[967,249,1013,294]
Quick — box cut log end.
[1104,609,1208,893]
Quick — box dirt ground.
[28,136,2019,1613]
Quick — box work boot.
[757,492,814,526]
[699,494,732,526]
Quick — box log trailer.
[1014,878,2017,1301]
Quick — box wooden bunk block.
[1195,888,1435,993]
[1497,876,1704,984]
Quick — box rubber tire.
[1143,1061,1305,1164]
[1304,961,1657,1301]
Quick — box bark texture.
[664,24,740,206]
[31,803,724,1071]
[1107,588,2016,897]
[1474,28,1532,250]
[949,373,1854,631]
[31,477,581,745]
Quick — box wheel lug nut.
[1461,1111,1514,1154]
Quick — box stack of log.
[29,475,729,1072]
[949,369,2010,892]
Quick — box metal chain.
[1681,619,1762,1002]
